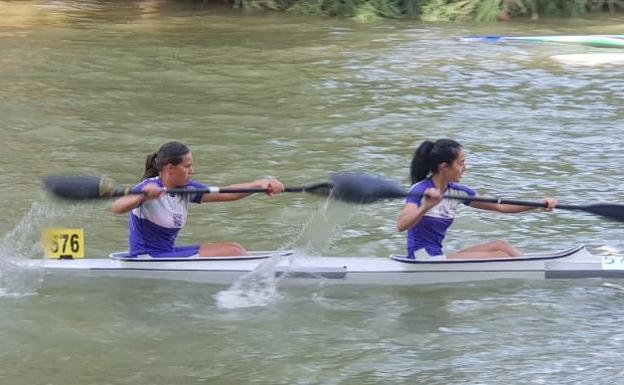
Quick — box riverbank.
[246,0,623,22]
[2,0,623,23]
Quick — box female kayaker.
[112,141,284,258]
[397,139,557,260]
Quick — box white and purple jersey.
[128,177,206,256]
[406,178,476,257]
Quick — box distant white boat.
[551,53,624,66]
[461,35,624,49]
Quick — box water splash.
[595,245,620,256]
[284,200,359,256]
[214,200,359,309]
[213,254,288,309]
[0,202,74,297]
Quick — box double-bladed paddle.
[328,173,624,223]
[42,175,333,200]
[43,173,624,222]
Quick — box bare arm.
[111,194,145,214]
[397,188,443,232]
[397,203,429,232]
[469,197,557,213]
[201,178,284,203]
[111,183,163,214]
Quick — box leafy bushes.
[249,0,624,21]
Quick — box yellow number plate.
[43,228,85,259]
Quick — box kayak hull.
[36,245,624,286]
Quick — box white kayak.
[38,245,624,286]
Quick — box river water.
[1,1,624,384]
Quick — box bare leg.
[448,240,521,260]
[199,241,247,257]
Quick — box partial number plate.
[43,228,85,259]
[602,255,624,270]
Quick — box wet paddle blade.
[330,172,407,204]
[43,175,130,200]
[583,204,624,222]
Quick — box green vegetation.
[242,0,624,21]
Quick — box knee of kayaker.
[227,242,247,255]
[494,239,513,250]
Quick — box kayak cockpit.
[389,244,586,264]
[109,250,293,262]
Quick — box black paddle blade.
[583,203,624,222]
[330,172,407,204]
[43,175,130,200]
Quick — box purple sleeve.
[454,184,476,197]
[406,182,428,206]
[130,179,155,194]
[187,179,208,204]
[450,183,476,205]
[129,178,206,203]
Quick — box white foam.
[213,253,286,309]
[214,201,359,309]
[0,202,74,297]
[596,245,620,255]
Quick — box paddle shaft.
[107,185,329,198]
[438,194,583,210]
[155,189,561,208]
[417,194,624,221]
[167,186,311,194]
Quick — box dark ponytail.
[143,152,159,179]
[410,141,434,184]
[410,139,462,184]
[142,141,190,180]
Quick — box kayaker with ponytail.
[397,139,557,260]
[112,141,284,258]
